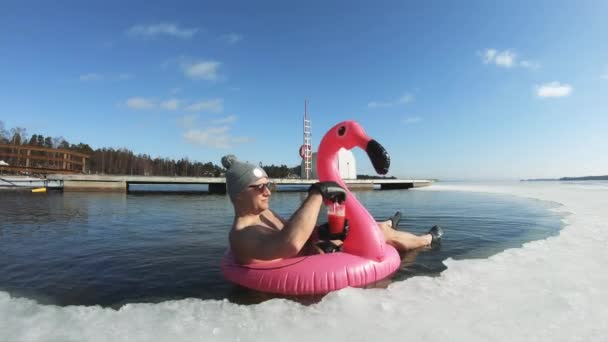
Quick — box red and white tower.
[301,100,313,179]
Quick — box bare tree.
[0,120,10,143]
[10,127,28,145]
[52,136,66,148]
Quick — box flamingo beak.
[366,139,390,175]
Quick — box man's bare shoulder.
[233,209,283,231]
[230,212,275,247]
[229,210,289,263]
[229,223,280,264]
[230,223,275,238]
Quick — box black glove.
[317,219,349,241]
[309,181,347,203]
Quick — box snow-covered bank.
[1,182,606,342]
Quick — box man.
[222,155,443,265]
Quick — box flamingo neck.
[317,147,341,183]
[317,147,354,209]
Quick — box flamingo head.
[318,120,390,176]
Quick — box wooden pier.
[46,174,433,193]
[0,143,89,174]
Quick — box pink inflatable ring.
[221,121,401,295]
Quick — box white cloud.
[118,73,133,80]
[182,60,221,81]
[161,98,181,111]
[535,82,573,98]
[125,96,225,112]
[127,23,199,39]
[220,33,243,45]
[519,60,540,69]
[80,73,103,81]
[123,94,228,115]
[80,73,133,81]
[185,98,224,113]
[402,116,422,124]
[126,97,156,109]
[211,115,237,124]
[480,48,539,69]
[368,93,413,108]
[398,94,413,103]
[494,50,516,67]
[179,113,245,148]
[177,114,199,128]
[481,49,498,64]
[480,49,516,67]
[183,126,250,148]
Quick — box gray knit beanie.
[221,155,268,201]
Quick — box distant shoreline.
[521,175,608,181]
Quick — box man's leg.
[378,220,432,251]
[313,219,435,253]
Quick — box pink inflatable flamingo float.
[317,120,393,261]
[221,121,400,295]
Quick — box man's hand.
[309,181,347,203]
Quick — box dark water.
[0,186,563,307]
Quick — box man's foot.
[427,225,444,245]
[387,211,402,229]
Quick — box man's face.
[235,177,272,213]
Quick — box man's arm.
[230,193,323,262]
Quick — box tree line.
[0,121,300,178]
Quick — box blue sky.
[1,0,607,180]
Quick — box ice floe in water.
[1,181,607,341]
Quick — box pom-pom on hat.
[221,155,268,201]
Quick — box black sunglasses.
[248,182,274,192]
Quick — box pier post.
[208,183,227,194]
[380,182,414,190]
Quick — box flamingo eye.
[337,126,346,136]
